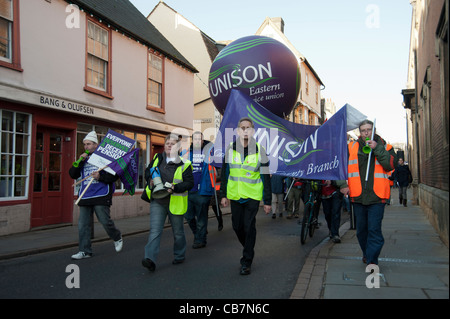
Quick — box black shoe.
[272,213,276,219]
[142,258,156,272]
[192,242,206,249]
[240,265,251,275]
[218,223,223,231]
[172,259,185,265]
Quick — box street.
[0,208,330,299]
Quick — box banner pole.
[75,177,94,205]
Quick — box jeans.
[185,192,211,244]
[398,186,408,201]
[230,199,260,267]
[78,205,121,254]
[271,193,284,215]
[144,201,186,263]
[353,203,385,265]
[322,192,343,237]
[287,187,302,215]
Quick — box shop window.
[147,52,164,112]
[0,109,31,200]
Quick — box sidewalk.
[290,188,449,299]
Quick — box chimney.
[270,17,285,33]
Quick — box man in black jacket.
[69,131,122,260]
[392,158,412,207]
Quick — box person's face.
[83,140,97,153]
[398,158,404,165]
[164,138,180,156]
[192,134,203,149]
[359,124,373,139]
[237,120,254,140]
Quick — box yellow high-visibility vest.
[145,155,191,215]
[227,142,264,201]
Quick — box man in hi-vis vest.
[340,120,397,266]
[220,117,272,275]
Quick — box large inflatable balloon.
[209,35,300,118]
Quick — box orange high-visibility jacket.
[348,141,393,199]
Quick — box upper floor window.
[305,73,309,95]
[0,0,21,71]
[0,0,12,61]
[85,19,112,98]
[147,52,164,112]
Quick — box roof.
[67,0,198,72]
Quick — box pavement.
[1,188,448,299]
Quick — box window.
[0,0,12,61]
[0,0,21,71]
[85,19,112,98]
[305,73,309,95]
[75,124,149,193]
[0,109,31,200]
[147,52,164,112]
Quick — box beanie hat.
[83,131,98,144]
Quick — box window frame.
[147,50,165,113]
[0,0,22,72]
[84,17,113,99]
[0,109,31,202]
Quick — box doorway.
[31,127,73,228]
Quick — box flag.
[108,148,140,195]
[212,89,366,180]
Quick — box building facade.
[0,0,196,235]
[148,2,222,141]
[402,0,449,246]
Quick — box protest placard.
[88,129,136,175]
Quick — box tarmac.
[0,188,448,299]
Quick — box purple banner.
[212,90,358,180]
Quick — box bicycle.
[299,180,322,245]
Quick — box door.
[31,127,72,227]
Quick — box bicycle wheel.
[300,203,312,244]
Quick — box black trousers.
[230,199,260,267]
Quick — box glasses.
[360,129,373,134]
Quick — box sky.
[129,0,413,144]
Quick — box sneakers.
[114,238,123,252]
[331,235,341,243]
[71,251,92,260]
[142,258,156,272]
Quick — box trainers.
[71,251,92,260]
[331,235,341,243]
[142,258,156,272]
[114,238,123,252]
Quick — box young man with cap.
[69,131,123,259]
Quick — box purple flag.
[108,148,139,195]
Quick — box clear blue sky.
[130,0,412,144]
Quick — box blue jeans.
[322,192,343,237]
[144,201,186,263]
[353,203,385,265]
[78,205,121,254]
[185,192,211,244]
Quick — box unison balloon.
[208,36,300,118]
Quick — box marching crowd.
[68,118,412,275]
